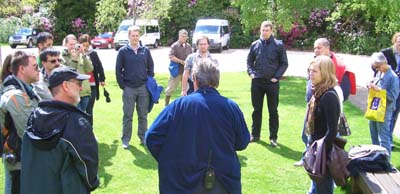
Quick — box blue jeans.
[77,95,91,112]
[3,163,11,194]
[369,111,392,158]
[122,85,149,144]
[308,174,334,194]
[389,94,400,144]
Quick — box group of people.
[0,32,105,194]
[1,19,399,194]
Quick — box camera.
[75,44,82,50]
[4,153,16,165]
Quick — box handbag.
[169,61,180,77]
[329,90,351,136]
[338,113,351,136]
[327,137,350,186]
[303,137,327,182]
[365,89,386,122]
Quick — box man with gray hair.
[146,59,250,194]
[164,29,192,105]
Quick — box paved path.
[1,46,399,136]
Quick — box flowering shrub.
[71,18,87,35]
[277,23,307,49]
[308,9,330,28]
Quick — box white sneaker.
[122,143,129,149]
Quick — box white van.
[113,19,160,51]
[192,19,230,53]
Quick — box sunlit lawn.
[1,72,399,194]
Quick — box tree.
[95,0,126,33]
[232,0,335,34]
[52,0,97,42]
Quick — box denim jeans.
[3,163,11,194]
[77,95,91,113]
[121,85,149,144]
[389,94,400,144]
[308,174,334,194]
[369,110,393,158]
[251,78,280,140]
[86,86,97,124]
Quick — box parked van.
[113,19,160,51]
[192,19,230,53]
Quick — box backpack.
[0,111,22,164]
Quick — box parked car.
[91,32,115,49]
[192,19,231,53]
[8,27,40,49]
[114,19,160,51]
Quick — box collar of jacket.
[195,87,219,95]
[3,74,39,101]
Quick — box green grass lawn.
[1,71,399,193]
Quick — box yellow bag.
[365,89,386,122]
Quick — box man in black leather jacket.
[247,21,288,146]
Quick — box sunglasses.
[48,59,62,64]
[67,79,83,87]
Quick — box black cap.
[48,66,90,89]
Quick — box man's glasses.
[48,59,62,64]
[67,79,83,87]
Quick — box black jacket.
[88,50,106,99]
[21,100,99,194]
[381,47,398,72]
[247,36,288,79]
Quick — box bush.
[0,16,22,43]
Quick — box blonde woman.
[306,55,340,194]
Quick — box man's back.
[146,87,249,194]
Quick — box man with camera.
[62,34,93,112]
[0,51,40,194]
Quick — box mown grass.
[0,71,399,194]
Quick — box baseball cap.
[370,52,387,65]
[48,66,90,89]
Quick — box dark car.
[8,28,40,49]
[91,32,114,49]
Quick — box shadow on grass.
[98,140,118,188]
[128,145,157,169]
[255,140,303,161]
[238,154,248,167]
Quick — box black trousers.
[10,170,20,194]
[251,78,280,140]
[187,79,194,95]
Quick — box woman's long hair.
[306,55,338,135]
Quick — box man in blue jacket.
[116,25,155,148]
[247,20,288,146]
[146,59,250,194]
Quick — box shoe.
[250,136,260,143]
[270,139,278,147]
[293,160,303,167]
[122,143,129,149]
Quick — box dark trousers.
[187,79,194,95]
[86,86,97,124]
[251,78,280,140]
[10,170,20,194]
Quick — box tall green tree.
[95,0,126,33]
[52,0,97,42]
